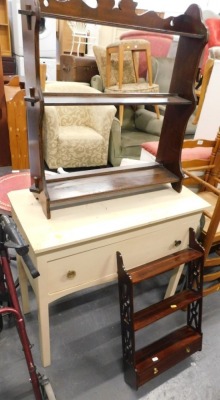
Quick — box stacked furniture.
[105,39,160,124]
[18,0,209,387]
[119,30,174,78]
[106,55,197,167]
[20,0,207,219]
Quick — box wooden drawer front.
[46,214,200,296]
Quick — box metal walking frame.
[0,214,56,400]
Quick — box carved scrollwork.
[120,282,134,365]
[188,259,202,291]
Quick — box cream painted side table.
[9,186,209,367]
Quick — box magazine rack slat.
[20,0,207,218]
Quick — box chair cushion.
[105,82,159,94]
[120,31,173,58]
[58,125,105,168]
[120,31,173,78]
[135,109,162,136]
[141,141,213,161]
[93,45,136,87]
[135,108,196,138]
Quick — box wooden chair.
[142,135,220,188]
[181,136,220,188]
[192,57,214,125]
[105,39,160,125]
[164,131,220,298]
[182,129,220,296]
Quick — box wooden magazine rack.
[19,0,207,219]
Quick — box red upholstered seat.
[120,31,173,78]
[141,141,212,161]
[200,18,220,74]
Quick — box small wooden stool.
[106,39,160,124]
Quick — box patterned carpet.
[0,171,30,213]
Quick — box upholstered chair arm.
[108,117,122,166]
[90,74,104,92]
[42,106,60,169]
[87,104,116,140]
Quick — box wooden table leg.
[37,296,51,367]
[164,264,185,298]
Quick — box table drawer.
[46,214,200,296]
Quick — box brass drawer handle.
[186,346,191,353]
[154,367,158,375]
[67,270,76,279]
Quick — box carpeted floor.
[1,166,220,399]
[0,265,220,400]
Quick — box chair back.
[182,129,220,295]
[182,137,220,187]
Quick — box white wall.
[84,0,219,15]
[134,0,218,15]
[195,60,220,140]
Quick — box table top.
[8,185,209,255]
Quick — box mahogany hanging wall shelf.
[19,0,207,218]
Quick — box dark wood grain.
[42,92,191,106]
[117,229,204,389]
[128,248,203,284]
[45,164,179,207]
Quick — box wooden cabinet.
[20,0,208,219]
[117,228,204,389]
[4,77,29,170]
[0,0,11,56]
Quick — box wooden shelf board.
[129,248,203,283]
[44,163,179,208]
[42,92,191,106]
[132,326,202,387]
[133,289,201,331]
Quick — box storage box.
[60,54,99,83]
